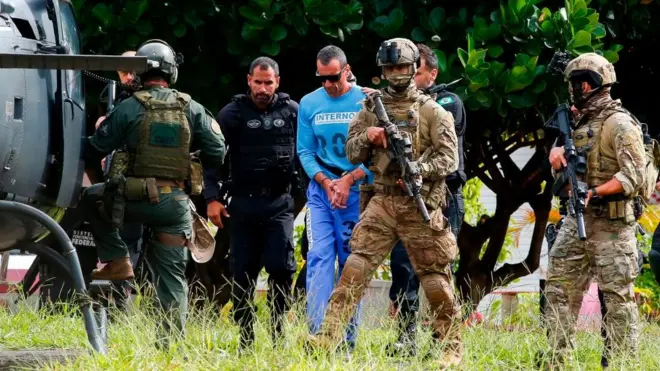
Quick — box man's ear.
[430,68,438,81]
[582,81,592,93]
[247,74,251,86]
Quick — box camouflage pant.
[545,214,639,362]
[319,195,461,350]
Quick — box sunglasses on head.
[315,67,345,83]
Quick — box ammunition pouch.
[588,193,637,223]
[359,184,375,214]
[105,151,129,180]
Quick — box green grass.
[1,292,659,370]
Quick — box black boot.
[386,300,417,357]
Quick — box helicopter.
[0,0,151,355]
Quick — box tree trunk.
[456,136,554,311]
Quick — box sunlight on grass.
[1,292,659,370]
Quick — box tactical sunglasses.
[316,67,346,83]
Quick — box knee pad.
[419,273,455,312]
[337,254,371,289]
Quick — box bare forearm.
[593,178,624,197]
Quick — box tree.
[72,0,636,309]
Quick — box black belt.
[231,185,291,197]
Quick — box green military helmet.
[136,39,181,84]
[376,38,420,91]
[564,52,616,87]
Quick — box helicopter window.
[11,18,36,40]
[58,1,83,104]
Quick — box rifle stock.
[371,94,431,222]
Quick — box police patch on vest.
[274,119,285,128]
[149,122,180,147]
[263,117,273,130]
[438,96,454,105]
[211,119,221,134]
[98,122,109,137]
[247,119,261,129]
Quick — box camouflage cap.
[564,52,616,86]
[376,38,420,67]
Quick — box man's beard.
[324,82,345,96]
[254,92,272,104]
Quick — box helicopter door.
[53,0,85,208]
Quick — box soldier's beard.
[254,93,273,105]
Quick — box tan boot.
[91,257,134,281]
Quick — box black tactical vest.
[231,93,297,190]
[434,89,467,189]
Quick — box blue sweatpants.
[305,180,362,346]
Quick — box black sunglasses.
[316,67,346,83]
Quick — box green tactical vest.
[131,90,192,180]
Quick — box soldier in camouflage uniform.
[81,39,226,343]
[308,38,462,367]
[545,53,645,365]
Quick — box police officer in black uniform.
[386,43,467,356]
[204,56,299,350]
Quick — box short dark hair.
[416,43,438,71]
[316,45,347,68]
[249,56,280,76]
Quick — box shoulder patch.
[211,119,222,134]
[438,96,454,106]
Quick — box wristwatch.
[590,187,598,197]
[342,171,358,184]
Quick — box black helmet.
[135,39,180,84]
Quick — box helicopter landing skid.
[0,200,106,355]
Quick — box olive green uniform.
[81,86,225,338]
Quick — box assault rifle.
[544,51,588,240]
[427,78,462,95]
[371,93,431,222]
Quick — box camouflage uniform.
[545,53,645,364]
[310,38,462,366]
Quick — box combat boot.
[91,257,134,281]
[386,300,417,357]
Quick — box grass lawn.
[0,292,658,370]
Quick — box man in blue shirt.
[297,45,370,349]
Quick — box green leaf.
[184,12,204,29]
[457,48,468,67]
[239,6,264,22]
[302,0,321,7]
[572,30,591,48]
[167,15,178,25]
[389,8,404,31]
[574,45,595,53]
[434,49,447,72]
[319,25,338,38]
[173,23,186,38]
[260,42,280,56]
[573,0,587,18]
[467,34,475,52]
[345,19,363,31]
[532,80,547,94]
[135,21,152,36]
[251,0,272,11]
[269,24,287,41]
[429,7,446,30]
[591,23,606,39]
[411,27,426,42]
[92,3,112,26]
[241,23,262,41]
[610,44,624,53]
[540,20,555,34]
[487,45,504,58]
